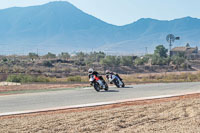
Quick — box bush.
[2,57,8,62]
[84,51,106,65]
[43,61,53,67]
[120,56,133,66]
[67,76,81,82]
[6,74,50,83]
[171,55,186,65]
[44,52,56,59]
[6,75,22,83]
[134,56,149,65]
[36,76,50,82]
[59,52,70,60]
[151,55,169,65]
[28,53,38,59]
[100,56,120,67]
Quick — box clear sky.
[0,0,200,25]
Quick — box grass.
[53,71,200,84]
[121,71,200,83]
[3,71,200,84]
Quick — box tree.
[151,54,170,65]
[75,52,86,61]
[154,45,168,58]
[100,56,120,67]
[28,52,38,60]
[94,51,106,62]
[134,56,149,65]
[120,56,133,66]
[171,55,185,65]
[84,51,106,66]
[59,52,70,60]
[44,52,56,59]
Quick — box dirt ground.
[1,93,200,133]
[0,83,89,94]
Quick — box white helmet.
[106,70,110,74]
[88,68,94,73]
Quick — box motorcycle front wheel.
[114,79,120,88]
[121,81,125,87]
[94,83,100,92]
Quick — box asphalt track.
[1,82,200,116]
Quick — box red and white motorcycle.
[89,75,109,92]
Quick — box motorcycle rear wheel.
[104,82,109,91]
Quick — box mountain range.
[0,1,200,55]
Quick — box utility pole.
[145,47,148,55]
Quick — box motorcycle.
[108,74,125,88]
[89,75,109,92]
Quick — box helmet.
[106,70,110,74]
[88,68,94,73]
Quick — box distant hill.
[0,1,200,55]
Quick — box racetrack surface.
[1,82,200,116]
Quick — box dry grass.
[121,71,200,83]
[1,94,200,133]
[2,71,200,95]
[0,83,89,94]
[55,71,200,83]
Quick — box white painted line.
[1,91,200,117]
[82,87,93,90]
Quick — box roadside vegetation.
[0,44,197,83]
[4,72,200,84]
[122,72,200,83]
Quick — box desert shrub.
[180,63,188,69]
[134,57,144,65]
[100,56,120,67]
[151,55,169,65]
[59,52,70,60]
[28,53,38,59]
[171,55,186,65]
[120,56,133,66]
[187,74,197,82]
[134,56,149,65]
[67,76,81,82]
[6,74,50,83]
[74,60,86,66]
[43,61,53,67]
[36,76,50,82]
[75,52,86,61]
[7,75,32,83]
[7,75,22,82]
[84,51,106,66]
[44,52,56,59]
[2,57,8,62]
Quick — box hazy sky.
[0,0,200,25]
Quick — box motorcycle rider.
[88,68,105,86]
[105,70,122,83]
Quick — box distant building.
[170,43,200,59]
